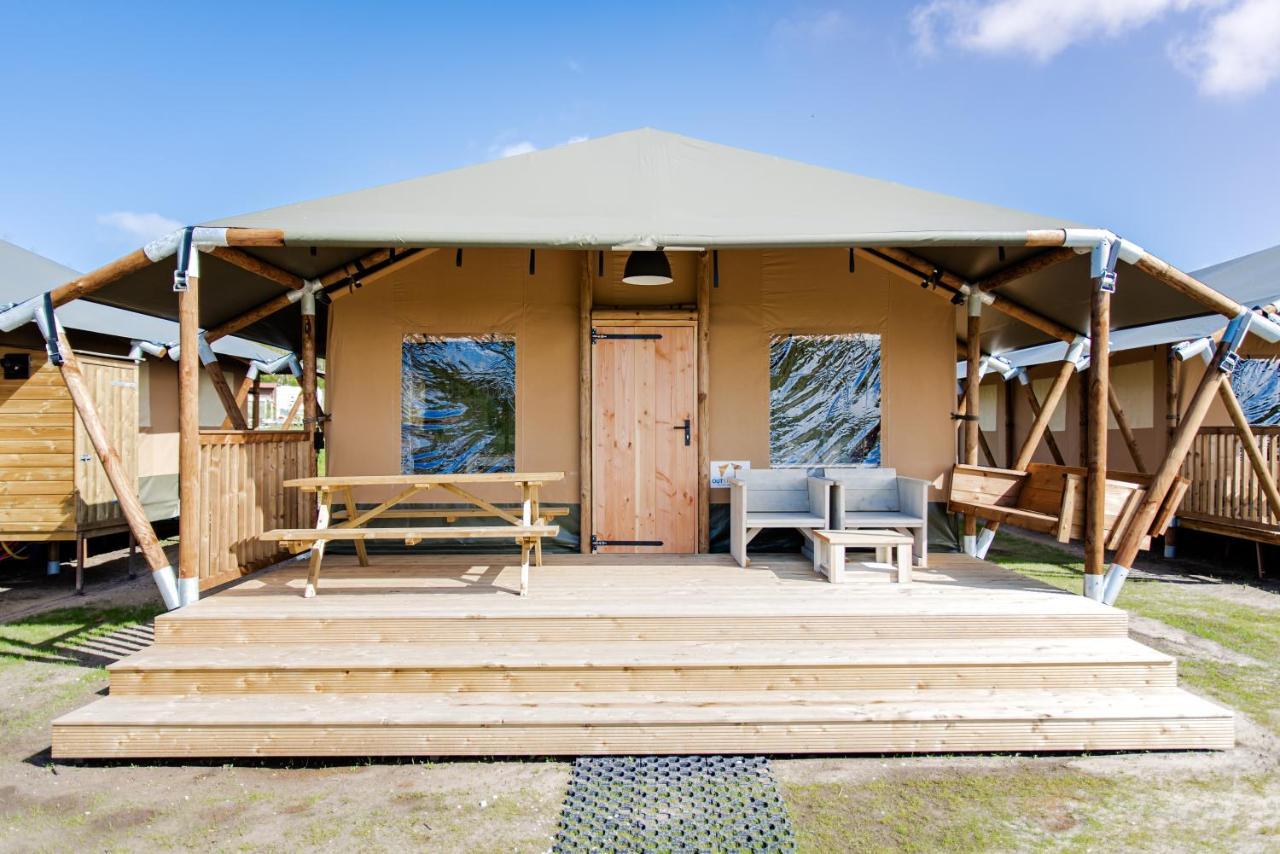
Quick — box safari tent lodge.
[6,130,1262,758]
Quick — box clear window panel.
[401,335,516,473]
[1232,357,1280,426]
[769,333,881,465]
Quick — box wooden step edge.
[107,638,1173,672]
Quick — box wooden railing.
[195,430,312,589]
[1181,426,1280,533]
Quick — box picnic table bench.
[260,472,564,598]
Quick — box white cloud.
[97,211,183,243]
[1172,0,1280,96]
[772,8,853,46]
[911,0,1207,61]
[564,135,589,145]
[910,0,1280,97]
[496,141,538,158]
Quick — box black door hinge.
[591,329,664,344]
[591,534,664,551]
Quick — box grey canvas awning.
[15,129,1249,355]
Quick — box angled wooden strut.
[52,327,173,589]
[1107,384,1146,474]
[1109,340,1232,575]
[976,248,1078,292]
[1219,381,1280,527]
[203,247,434,345]
[1019,375,1066,465]
[976,359,1077,552]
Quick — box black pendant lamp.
[622,250,673,286]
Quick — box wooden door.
[592,323,698,553]
[74,357,138,531]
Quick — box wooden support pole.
[204,358,248,431]
[696,250,711,554]
[1108,340,1232,577]
[963,296,982,548]
[976,247,1078,292]
[203,248,438,345]
[1004,378,1016,467]
[301,293,318,482]
[1078,366,1089,468]
[51,328,173,588]
[1108,383,1147,473]
[578,252,593,554]
[206,246,305,290]
[1019,372,1068,466]
[1219,381,1280,526]
[1085,279,1111,595]
[177,261,201,599]
[44,229,285,308]
[861,247,1080,343]
[1166,346,1181,448]
[251,375,262,430]
[1132,252,1241,319]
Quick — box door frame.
[585,310,702,554]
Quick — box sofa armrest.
[807,476,832,525]
[896,476,930,521]
[727,478,747,514]
[830,481,846,529]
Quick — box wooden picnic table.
[260,472,564,598]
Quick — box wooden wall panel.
[74,356,138,531]
[0,349,75,539]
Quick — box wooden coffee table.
[812,529,913,584]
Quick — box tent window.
[400,335,516,474]
[1232,357,1280,426]
[769,333,881,466]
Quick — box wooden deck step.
[154,609,1128,644]
[107,639,1176,694]
[51,688,1234,758]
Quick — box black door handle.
[673,418,691,446]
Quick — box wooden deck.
[52,552,1233,758]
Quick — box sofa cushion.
[841,511,924,528]
[744,511,828,528]
[823,467,901,512]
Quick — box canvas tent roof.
[980,243,1280,371]
[1,239,276,363]
[52,129,1232,354]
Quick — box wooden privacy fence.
[1181,426,1280,534]
[195,430,312,589]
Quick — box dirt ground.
[2,535,1279,853]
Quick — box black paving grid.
[553,755,797,853]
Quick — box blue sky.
[1,1,1277,274]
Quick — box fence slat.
[195,431,311,587]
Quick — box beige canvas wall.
[139,357,254,480]
[325,247,957,506]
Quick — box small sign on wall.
[710,460,751,488]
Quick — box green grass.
[785,768,1273,854]
[0,602,165,669]
[786,769,1115,854]
[987,533,1280,733]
